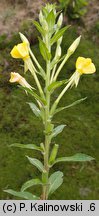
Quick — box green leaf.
[48,171,63,195]
[54,153,95,164]
[51,26,70,45]
[56,10,62,18]
[26,156,45,172]
[39,37,51,61]
[19,86,46,106]
[4,189,39,200]
[10,143,42,152]
[51,125,66,138]
[21,179,42,192]
[46,10,55,31]
[27,102,41,117]
[33,20,45,36]
[48,80,68,93]
[54,97,87,115]
[42,7,48,18]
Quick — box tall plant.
[4,3,96,200]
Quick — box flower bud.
[39,10,44,25]
[19,32,29,46]
[57,36,63,46]
[42,20,48,32]
[67,36,81,55]
[57,13,63,28]
[49,144,59,165]
[55,45,61,59]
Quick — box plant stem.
[50,64,57,83]
[50,79,73,116]
[29,48,41,68]
[26,58,45,98]
[29,48,45,78]
[42,59,51,200]
[53,53,71,81]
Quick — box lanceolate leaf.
[54,97,87,115]
[56,10,62,18]
[33,20,45,36]
[48,80,68,93]
[46,10,55,31]
[26,156,45,172]
[54,153,95,164]
[51,26,70,45]
[48,171,63,195]
[27,102,41,117]
[19,86,46,106]
[51,125,66,138]
[10,144,42,152]
[21,179,42,192]
[4,189,39,200]
[42,7,47,17]
[39,37,51,61]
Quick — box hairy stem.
[26,58,45,98]
[29,48,45,77]
[42,59,51,200]
[53,53,71,81]
[50,79,73,116]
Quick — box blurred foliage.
[93,21,99,35]
[58,0,89,19]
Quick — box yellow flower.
[76,57,96,74]
[69,57,96,87]
[10,42,29,60]
[9,72,32,90]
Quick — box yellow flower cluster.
[10,41,96,89]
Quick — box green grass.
[0,27,99,200]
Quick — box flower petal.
[10,42,29,60]
[9,72,21,82]
[76,57,96,75]
[11,46,22,58]
[17,42,29,59]
[9,72,32,90]
[76,57,85,69]
[83,63,96,74]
